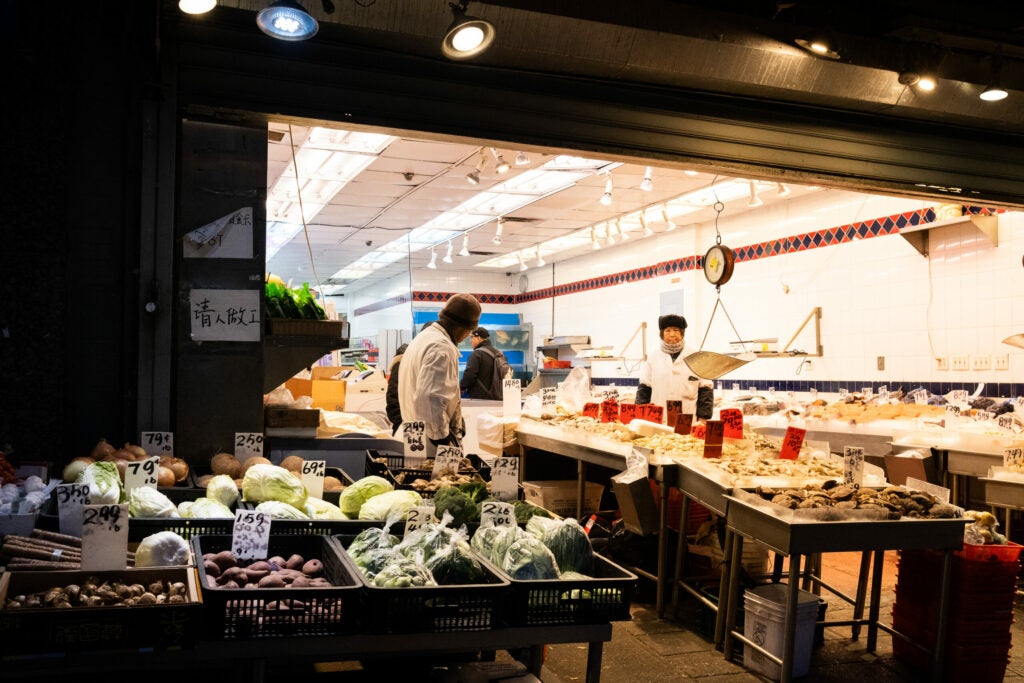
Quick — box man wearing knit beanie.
[398,293,482,452]
[636,313,714,419]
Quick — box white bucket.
[743,583,819,680]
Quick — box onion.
[157,466,176,487]
[323,476,343,491]
[113,458,130,482]
[169,458,189,482]
[124,443,147,459]
[210,453,241,479]
[280,455,304,473]
[111,448,135,462]
[90,438,116,460]
[240,456,272,475]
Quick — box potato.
[258,574,286,588]
[247,560,271,572]
[301,559,323,577]
[212,550,237,571]
[245,568,270,583]
[217,566,247,586]
[280,455,304,473]
[284,554,305,570]
[323,475,343,491]
[203,560,221,578]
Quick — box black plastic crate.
[334,533,509,633]
[193,533,362,639]
[367,450,490,481]
[498,553,636,626]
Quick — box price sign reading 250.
[235,432,264,461]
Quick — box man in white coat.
[636,314,714,419]
[398,293,481,455]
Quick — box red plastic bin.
[957,541,1023,563]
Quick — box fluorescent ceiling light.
[266,221,304,261]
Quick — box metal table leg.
[713,526,735,649]
[656,476,670,617]
[670,491,691,614]
[585,641,604,683]
[852,550,872,640]
[781,553,801,683]
[722,532,744,661]
[576,459,586,520]
[866,549,885,652]
[931,550,953,683]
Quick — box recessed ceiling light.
[980,84,1008,101]
[795,37,840,60]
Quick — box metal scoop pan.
[684,350,757,380]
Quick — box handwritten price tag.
[234,432,264,461]
[703,420,724,458]
[57,483,91,536]
[480,500,516,528]
[998,414,1016,431]
[674,413,693,435]
[720,408,743,438]
[619,403,637,424]
[945,404,961,417]
[490,456,520,502]
[403,421,427,464]
[81,503,128,571]
[124,456,160,492]
[843,446,865,487]
[639,404,664,423]
[1004,447,1024,470]
[432,445,464,479]
[502,378,522,419]
[301,460,326,500]
[600,399,619,423]
[541,387,558,413]
[665,400,682,428]
[232,509,271,560]
[405,504,436,537]
[779,426,806,460]
[582,402,600,418]
[691,423,706,440]
[141,431,174,455]
[949,390,969,403]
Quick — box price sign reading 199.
[235,432,264,461]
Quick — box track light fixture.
[466,151,485,185]
[536,247,545,268]
[980,83,1008,101]
[443,240,454,264]
[748,180,764,208]
[427,246,437,269]
[795,34,840,60]
[661,206,677,231]
[515,151,530,166]
[492,218,503,245]
[640,213,653,237]
[599,177,613,206]
[591,226,600,251]
[640,166,653,192]
[459,235,470,257]
[777,183,792,197]
[441,0,495,60]
[490,148,510,174]
[617,217,629,241]
[256,0,319,41]
[518,252,528,272]
[179,0,216,13]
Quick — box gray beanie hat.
[439,293,482,328]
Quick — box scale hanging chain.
[713,200,724,245]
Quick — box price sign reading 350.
[235,432,264,461]
[125,456,160,492]
[56,483,91,537]
[81,503,128,571]
[232,510,271,560]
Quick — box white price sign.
[843,446,865,487]
[949,390,969,404]
[404,504,437,537]
[301,460,326,500]
[141,431,174,455]
[56,483,91,537]
[235,432,264,461]
[1004,447,1024,470]
[974,410,993,422]
[625,447,649,476]
[480,501,516,528]
[490,456,520,502]
[81,503,128,571]
[124,456,160,492]
[502,378,522,420]
[403,421,427,464]
[541,387,557,411]
[945,404,961,417]
[432,445,463,479]
[232,509,271,560]
[1016,397,1024,411]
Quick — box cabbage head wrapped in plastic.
[502,534,560,580]
[397,514,457,561]
[425,535,485,585]
[347,524,402,580]
[484,524,527,566]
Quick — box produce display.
[64,439,189,488]
[200,549,334,589]
[748,483,961,519]
[471,517,596,580]
[264,273,326,320]
[4,575,191,608]
[0,475,50,516]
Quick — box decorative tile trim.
[353,206,995,315]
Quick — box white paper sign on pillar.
[183,207,254,259]
[502,378,521,419]
[80,503,128,571]
[189,289,261,342]
[235,432,264,461]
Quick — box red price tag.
[779,426,806,460]
[665,400,682,428]
[703,420,724,458]
[619,403,637,424]
[720,408,743,438]
[582,402,600,418]
[691,423,706,440]
[600,399,619,423]
[638,404,664,423]
[674,413,693,435]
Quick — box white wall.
[340,188,1024,395]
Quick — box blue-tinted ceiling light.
[257,0,318,41]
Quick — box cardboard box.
[885,451,939,486]
[284,366,355,411]
[521,480,603,518]
[611,472,659,536]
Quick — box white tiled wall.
[342,188,1024,389]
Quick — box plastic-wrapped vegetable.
[424,533,485,585]
[484,525,527,566]
[526,516,594,575]
[371,553,437,588]
[513,499,554,523]
[470,524,505,558]
[501,534,560,580]
[396,512,457,561]
[347,521,402,579]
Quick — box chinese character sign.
[189,289,261,342]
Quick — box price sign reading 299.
[81,503,128,571]
[232,510,271,560]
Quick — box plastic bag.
[557,367,592,415]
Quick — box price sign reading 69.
[232,510,271,560]
[301,459,326,500]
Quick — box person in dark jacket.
[385,343,409,434]
[460,327,505,399]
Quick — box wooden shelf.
[263,333,349,392]
[899,213,998,257]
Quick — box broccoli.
[513,499,554,524]
[433,486,480,527]
[457,479,489,503]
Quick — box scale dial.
[703,244,735,285]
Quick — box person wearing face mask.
[635,314,714,419]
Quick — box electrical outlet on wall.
[951,355,970,371]
[973,355,991,371]
[935,356,949,371]
[995,354,1010,371]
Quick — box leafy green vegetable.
[340,475,394,516]
[513,499,554,523]
[502,535,560,580]
[371,555,436,588]
[241,464,308,509]
[79,462,125,504]
[206,474,239,508]
[134,531,190,567]
[254,500,310,519]
[187,497,234,518]
[305,496,347,520]
[433,486,480,527]
[358,489,421,520]
[425,538,485,585]
[128,486,178,518]
[527,517,594,575]
[458,480,490,503]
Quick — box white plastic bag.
[556,367,592,415]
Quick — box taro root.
[284,554,305,570]
[301,559,323,577]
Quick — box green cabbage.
[128,486,179,518]
[339,475,393,516]
[305,496,347,520]
[485,525,527,566]
[134,531,190,567]
[502,535,560,580]
[187,497,234,518]
[358,489,421,521]
[425,539,485,585]
[206,474,239,508]
[78,461,125,505]
[254,500,310,519]
[177,500,194,518]
[241,464,308,509]
[527,517,594,575]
